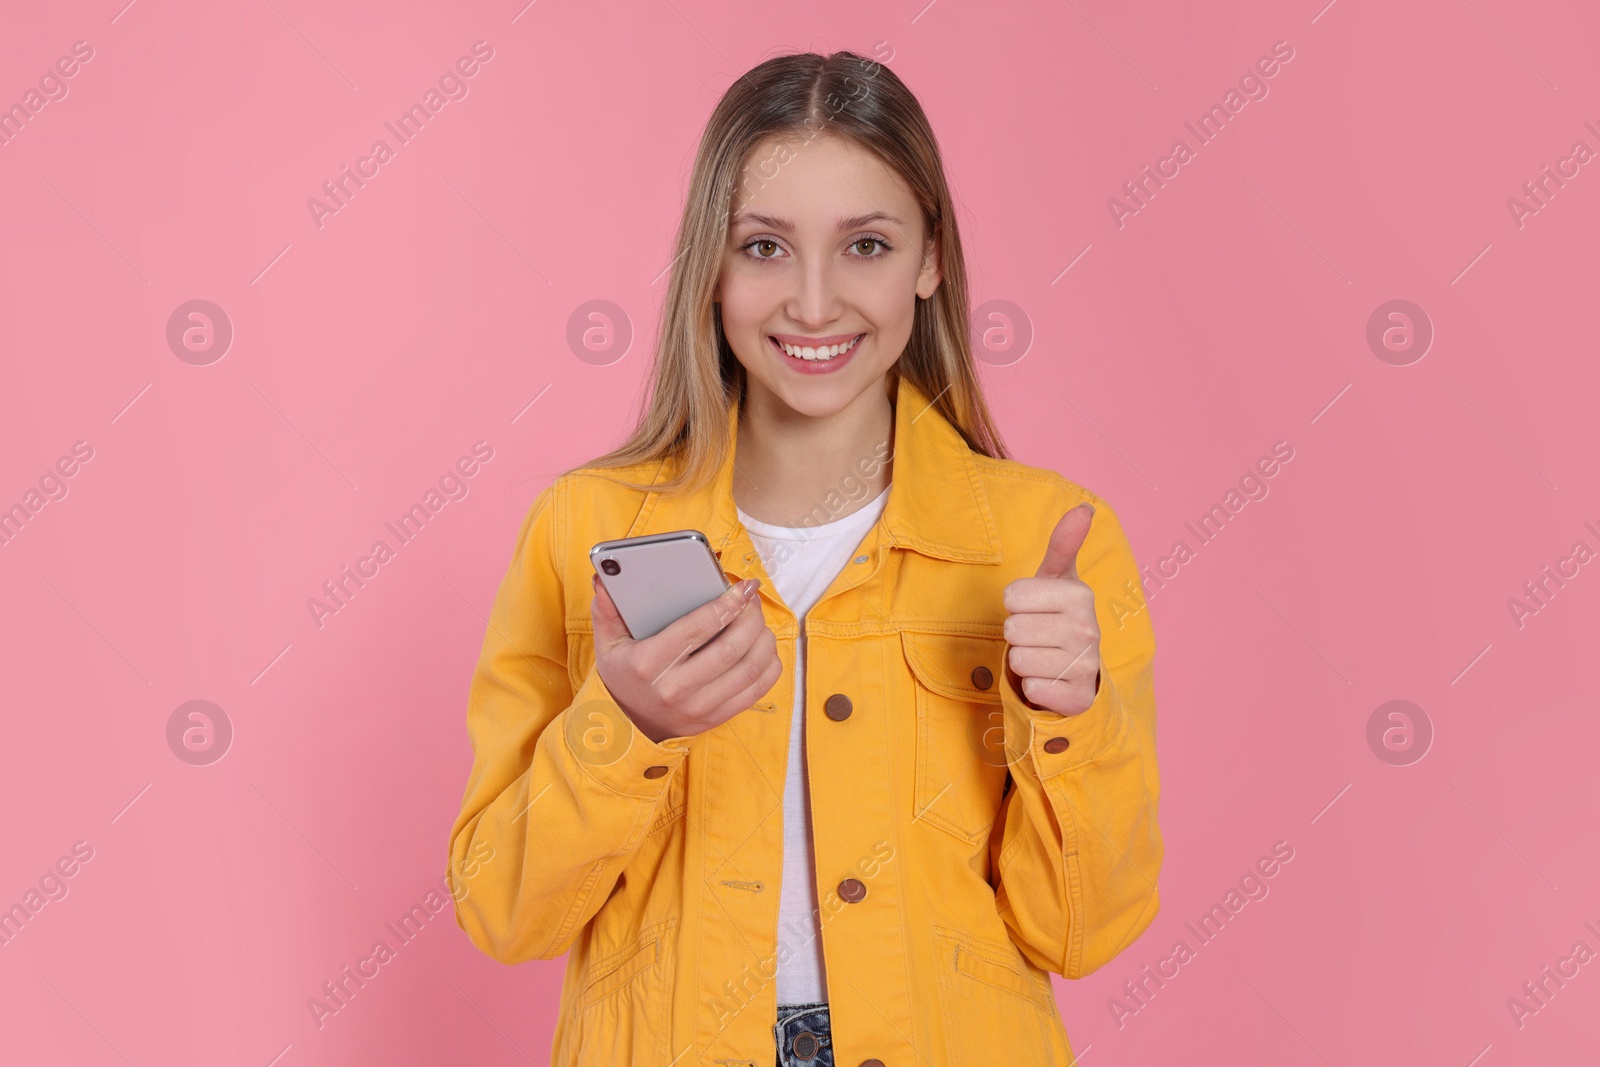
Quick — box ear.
[916,226,943,300]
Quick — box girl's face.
[714,133,942,420]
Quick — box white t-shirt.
[736,484,891,1007]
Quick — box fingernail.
[740,577,761,598]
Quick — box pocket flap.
[901,630,1006,704]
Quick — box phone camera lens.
[600,558,621,576]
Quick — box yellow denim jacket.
[448,374,1162,1066]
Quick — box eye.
[849,236,892,258]
[739,237,785,262]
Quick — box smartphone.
[590,530,734,642]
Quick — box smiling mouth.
[769,333,865,362]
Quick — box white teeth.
[778,334,862,361]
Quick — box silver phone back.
[589,530,730,640]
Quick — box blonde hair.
[566,49,1010,495]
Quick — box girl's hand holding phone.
[589,572,782,745]
[1002,503,1103,716]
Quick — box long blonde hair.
[567,49,1010,495]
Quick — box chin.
[772,382,852,418]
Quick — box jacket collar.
[623,373,1002,565]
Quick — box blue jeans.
[774,1001,833,1066]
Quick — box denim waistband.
[774,1001,832,1066]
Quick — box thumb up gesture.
[1002,503,1101,716]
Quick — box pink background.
[2,0,1596,1064]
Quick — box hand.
[590,572,782,745]
[1002,503,1101,716]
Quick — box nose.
[787,251,842,328]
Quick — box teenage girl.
[449,50,1161,1067]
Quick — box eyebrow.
[730,211,903,232]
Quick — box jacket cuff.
[1001,658,1129,771]
[564,665,693,798]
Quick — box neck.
[732,377,895,528]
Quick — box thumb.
[1034,502,1094,580]
[591,572,635,646]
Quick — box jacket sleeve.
[447,478,692,964]
[989,492,1162,979]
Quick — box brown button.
[793,1031,819,1058]
[643,765,669,778]
[824,694,853,721]
[1042,737,1070,754]
[860,1060,886,1067]
[971,665,993,690]
[838,877,866,903]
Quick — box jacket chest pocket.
[900,630,1010,846]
